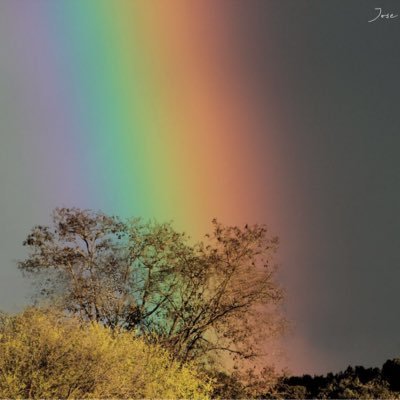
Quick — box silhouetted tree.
[265,360,400,399]
[382,358,400,391]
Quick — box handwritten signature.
[368,8,398,22]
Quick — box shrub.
[0,307,212,399]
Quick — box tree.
[19,207,284,369]
[0,307,212,399]
[266,363,400,399]
[382,359,400,391]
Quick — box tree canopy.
[18,207,285,371]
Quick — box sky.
[0,0,399,375]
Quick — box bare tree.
[19,208,284,366]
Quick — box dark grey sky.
[228,0,400,373]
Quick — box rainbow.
[5,1,287,236]
[3,0,312,373]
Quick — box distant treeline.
[264,359,400,399]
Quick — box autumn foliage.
[0,308,212,399]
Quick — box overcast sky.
[234,0,400,374]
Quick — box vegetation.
[0,307,212,399]
[18,208,284,371]
[264,361,400,399]
[13,207,285,397]
[6,206,400,398]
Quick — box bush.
[0,307,212,399]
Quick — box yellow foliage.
[0,308,213,399]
